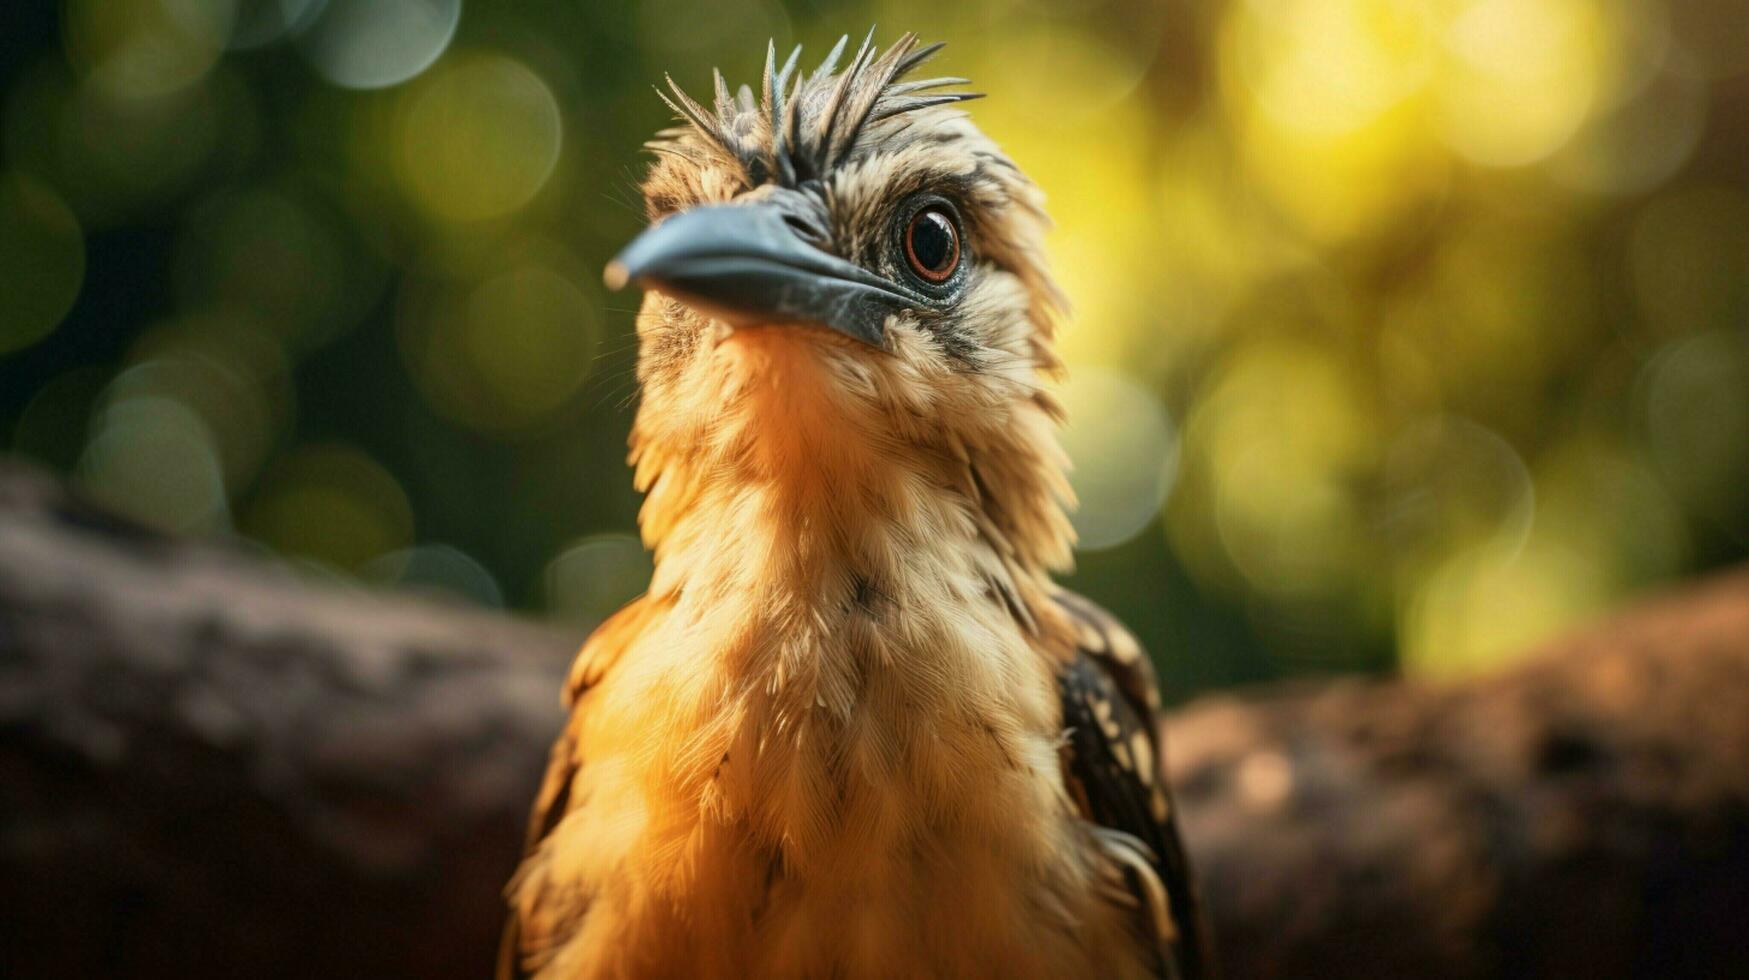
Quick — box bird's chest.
[562,611,1123,977]
[699,709,1071,977]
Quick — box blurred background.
[2,0,1746,701]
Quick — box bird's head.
[615,31,1075,578]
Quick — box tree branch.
[0,462,571,979]
[1170,571,1749,979]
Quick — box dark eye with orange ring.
[903,207,960,283]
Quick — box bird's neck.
[618,333,1084,882]
[631,329,1073,632]
[630,433,1066,872]
[644,412,992,651]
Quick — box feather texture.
[1056,592,1211,980]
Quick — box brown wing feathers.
[1054,591,1211,979]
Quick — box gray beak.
[603,201,925,348]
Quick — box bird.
[500,29,1209,980]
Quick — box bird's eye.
[903,207,960,283]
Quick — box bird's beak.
[603,202,925,349]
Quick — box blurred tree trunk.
[0,462,573,979]
[1169,572,1749,979]
[2,460,1746,979]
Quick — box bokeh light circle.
[976,24,1160,119]
[77,394,230,533]
[296,0,460,90]
[63,0,237,100]
[243,445,415,572]
[1550,63,1706,196]
[1189,342,1374,597]
[173,186,367,350]
[545,534,652,628]
[0,172,85,354]
[396,52,563,223]
[1538,437,1689,586]
[362,543,504,608]
[1638,331,1749,540]
[1058,366,1179,551]
[1401,536,1605,677]
[4,59,230,225]
[229,0,326,50]
[398,263,598,434]
[1382,415,1535,567]
[1233,0,1436,137]
[103,317,289,490]
[1435,0,1602,167]
[1222,0,1447,241]
[11,366,111,470]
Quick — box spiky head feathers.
[650,30,984,194]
